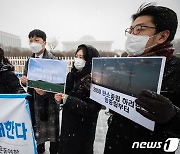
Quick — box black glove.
[135,89,176,124]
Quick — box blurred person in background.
[0,47,25,93]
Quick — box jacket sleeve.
[63,96,101,117]
[7,71,25,93]
[160,106,180,138]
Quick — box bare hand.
[34,88,46,95]
[21,76,28,84]
[54,93,63,102]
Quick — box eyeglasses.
[125,24,156,35]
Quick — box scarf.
[142,42,174,61]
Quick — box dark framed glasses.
[125,24,156,35]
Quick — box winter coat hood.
[0,61,14,73]
[71,44,100,82]
[0,48,14,73]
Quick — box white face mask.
[125,33,156,56]
[74,58,86,70]
[29,42,43,54]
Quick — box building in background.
[0,31,21,49]
[62,35,113,51]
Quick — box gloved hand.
[135,89,176,124]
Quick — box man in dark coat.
[21,29,59,154]
[55,44,102,154]
[104,3,180,154]
[0,48,25,94]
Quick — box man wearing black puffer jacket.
[104,3,180,154]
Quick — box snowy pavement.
[44,109,109,154]
[44,109,180,154]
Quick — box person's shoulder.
[43,49,55,59]
[172,55,180,63]
[167,56,180,73]
[7,70,17,77]
[1,70,17,80]
[66,71,73,78]
[25,54,33,63]
[168,55,180,64]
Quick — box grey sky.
[0,0,179,50]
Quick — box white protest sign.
[27,58,68,93]
[90,57,166,131]
[0,94,37,154]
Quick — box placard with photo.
[90,57,166,131]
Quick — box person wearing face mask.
[20,29,59,154]
[54,44,102,154]
[104,3,180,154]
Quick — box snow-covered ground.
[44,109,180,154]
[44,109,109,154]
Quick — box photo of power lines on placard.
[92,57,164,98]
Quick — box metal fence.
[8,56,74,75]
